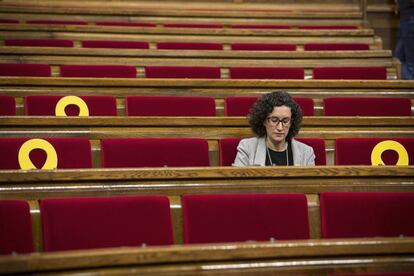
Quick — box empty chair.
[0,95,16,115]
[335,138,414,165]
[231,43,296,51]
[313,67,387,80]
[60,65,136,78]
[0,200,34,255]
[320,192,414,238]
[26,20,87,25]
[81,40,149,49]
[323,97,411,116]
[157,42,223,50]
[231,24,290,29]
[126,96,216,116]
[163,23,223,28]
[298,25,357,29]
[182,193,310,244]
[0,137,92,169]
[5,38,74,47]
[0,63,51,77]
[304,43,369,51]
[25,95,118,116]
[229,67,304,79]
[40,195,173,251]
[145,66,221,79]
[101,138,210,168]
[95,21,156,27]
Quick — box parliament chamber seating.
[4,38,74,47]
[156,42,224,50]
[229,67,305,79]
[0,95,15,115]
[81,40,150,49]
[313,66,388,80]
[95,21,157,27]
[145,66,221,79]
[60,64,137,78]
[230,43,297,51]
[26,19,88,25]
[304,43,370,51]
[0,63,51,77]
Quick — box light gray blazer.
[233,137,315,166]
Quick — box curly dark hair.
[248,91,303,141]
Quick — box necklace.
[266,142,289,166]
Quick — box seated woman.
[234,91,315,166]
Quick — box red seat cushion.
[299,25,357,29]
[0,63,51,77]
[157,42,223,50]
[304,43,369,51]
[0,137,92,169]
[5,39,74,47]
[218,137,241,166]
[40,195,173,251]
[313,67,387,80]
[230,67,304,79]
[320,192,414,238]
[231,43,296,51]
[335,138,414,165]
[182,193,310,244]
[0,200,34,255]
[126,96,216,116]
[26,20,87,25]
[145,66,221,79]
[164,23,223,28]
[231,24,290,29]
[0,95,16,115]
[81,40,149,49]
[295,138,326,165]
[101,138,210,168]
[323,97,411,116]
[60,65,136,78]
[25,95,118,116]
[95,21,156,27]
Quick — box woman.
[233,91,315,166]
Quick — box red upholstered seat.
[164,23,224,28]
[0,63,51,77]
[157,42,223,50]
[304,43,369,51]
[299,25,357,29]
[40,195,173,252]
[145,66,221,79]
[95,21,156,27]
[0,200,34,255]
[25,95,118,116]
[0,95,16,115]
[0,137,92,169]
[295,138,326,165]
[230,67,304,79]
[335,138,414,165]
[60,65,136,78]
[26,20,87,25]
[0,19,18,23]
[231,24,290,29]
[313,67,387,80]
[323,97,411,116]
[320,192,414,238]
[82,40,149,49]
[101,138,210,168]
[231,43,296,51]
[126,96,216,116]
[5,39,74,47]
[182,193,310,244]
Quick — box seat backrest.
[60,65,137,78]
[0,95,16,115]
[304,43,369,51]
[320,192,414,238]
[323,97,411,116]
[0,200,34,255]
[126,96,216,116]
[231,24,290,29]
[26,20,87,25]
[335,138,414,165]
[182,193,310,244]
[231,43,296,51]
[313,67,387,80]
[24,95,118,116]
[0,19,18,23]
[95,21,156,27]
[81,40,149,49]
[40,195,173,252]
[163,23,223,28]
[218,137,241,166]
[295,138,326,165]
[0,63,51,77]
[5,38,74,47]
[145,66,221,79]
[157,42,223,50]
[0,138,92,169]
[229,67,305,79]
[299,25,357,29]
[101,138,210,168]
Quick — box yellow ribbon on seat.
[371,140,409,166]
[18,139,58,170]
[55,96,89,117]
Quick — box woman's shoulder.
[291,139,314,152]
[238,136,262,147]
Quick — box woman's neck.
[266,137,287,152]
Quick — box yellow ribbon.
[371,140,409,166]
[55,96,89,117]
[18,139,58,170]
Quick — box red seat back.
[230,67,304,79]
[231,43,296,51]
[295,138,326,165]
[157,42,223,50]
[304,43,369,51]
[5,38,74,47]
[60,65,136,78]
[231,24,290,29]
[313,67,387,80]
[81,40,149,49]
[0,63,51,77]
[26,20,87,25]
[164,23,223,28]
[145,66,221,79]
[0,95,16,115]
[218,137,241,166]
[95,21,156,27]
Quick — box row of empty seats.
[2,192,413,254]
[1,137,413,169]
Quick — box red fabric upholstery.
[218,137,241,166]
[95,21,156,27]
[299,25,357,29]
[26,20,87,25]
[295,138,326,165]
[0,137,92,169]
[157,42,223,50]
[293,97,315,116]
[25,95,118,116]
[313,67,387,80]
[164,23,224,28]
[331,274,414,276]
[60,65,136,78]
[320,192,414,238]
[0,200,34,255]
[182,193,310,244]
[145,66,221,79]
[0,19,18,23]
[5,39,74,47]
[231,24,290,29]
[323,97,411,116]
[101,138,210,168]
[335,138,414,165]
[81,40,149,49]
[40,195,173,251]
[304,43,369,51]
[231,43,296,51]
[0,95,16,115]
[0,63,51,77]
[230,67,304,79]
[126,96,216,116]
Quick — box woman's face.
[263,105,292,144]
